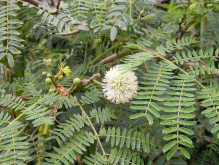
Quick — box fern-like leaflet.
[0,0,24,67]
[45,131,96,165]
[99,127,151,153]
[160,74,197,160]
[0,112,31,164]
[129,62,176,124]
[49,107,114,145]
[0,93,54,127]
[197,88,219,138]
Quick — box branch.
[56,0,60,9]
[51,0,56,7]
[81,73,101,85]
[98,46,167,65]
[98,49,132,64]
[56,30,80,36]
[156,2,166,9]
[21,0,62,14]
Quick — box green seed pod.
[45,78,52,84]
[73,78,81,85]
[47,73,52,78]
[49,88,54,93]
[42,71,47,76]
[54,75,58,80]
[58,75,64,81]
[95,39,102,44]
[123,38,129,42]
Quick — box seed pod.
[45,78,52,84]
[47,73,52,78]
[73,78,81,85]
[58,75,64,81]
[42,71,47,76]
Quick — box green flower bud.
[58,75,64,81]
[73,78,81,85]
[42,71,47,76]
[49,88,54,93]
[95,39,102,44]
[47,73,52,78]
[123,38,129,42]
[45,78,52,84]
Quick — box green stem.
[8,101,40,126]
[97,43,102,55]
[37,125,44,165]
[68,84,77,93]
[129,0,132,18]
[37,124,51,164]
[51,77,57,88]
[43,124,51,135]
[8,111,25,126]
[91,27,130,65]
[92,80,104,86]
[78,104,109,165]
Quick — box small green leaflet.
[129,113,145,119]
[163,140,177,153]
[110,26,117,41]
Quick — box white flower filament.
[102,66,138,104]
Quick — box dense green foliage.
[0,0,219,164]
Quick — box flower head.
[102,66,138,104]
[43,58,52,66]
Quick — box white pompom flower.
[102,66,138,104]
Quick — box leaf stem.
[92,80,104,86]
[78,104,109,165]
[8,111,25,126]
